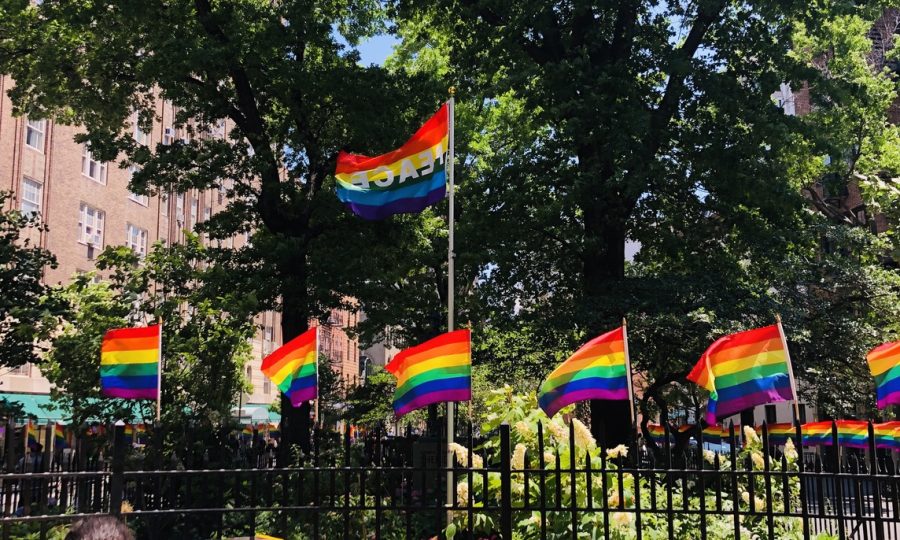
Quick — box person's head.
[65,516,134,540]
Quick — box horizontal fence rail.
[2,420,900,539]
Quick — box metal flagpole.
[775,314,801,423]
[156,320,162,423]
[446,89,456,513]
[314,325,320,427]
[622,318,636,429]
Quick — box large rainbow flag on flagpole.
[687,324,794,423]
[261,327,318,407]
[335,104,449,220]
[386,329,471,417]
[866,341,900,409]
[537,327,629,418]
[100,325,161,400]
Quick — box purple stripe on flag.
[289,387,317,407]
[878,391,900,410]
[394,388,471,417]
[102,387,157,400]
[711,385,793,421]
[343,185,446,221]
[542,388,629,418]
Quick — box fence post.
[499,422,512,539]
[109,423,125,516]
[867,421,885,540]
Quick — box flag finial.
[449,86,456,97]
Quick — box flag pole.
[156,320,162,423]
[776,314,801,423]
[314,325,320,427]
[445,88,456,515]
[622,318,636,429]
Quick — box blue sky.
[357,34,399,66]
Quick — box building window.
[190,197,198,229]
[127,166,150,206]
[263,379,271,395]
[133,113,149,145]
[126,224,148,256]
[25,119,45,151]
[81,145,107,184]
[245,365,252,379]
[163,127,174,145]
[203,207,211,223]
[20,177,42,216]
[764,404,777,425]
[160,192,169,216]
[78,203,105,246]
[263,325,274,353]
[175,193,184,224]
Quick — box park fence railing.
[0,420,899,539]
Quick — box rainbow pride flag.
[867,341,900,409]
[702,425,728,443]
[646,424,672,445]
[687,325,794,423]
[874,421,900,450]
[124,424,134,444]
[241,425,253,440]
[756,423,795,445]
[100,324,161,400]
[802,420,869,448]
[54,424,67,450]
[26,421,38,450]
[538,327,629,417]
[386,329,471,417]
[335,104,449,220]
[261,327,317,407]
[268,423,280,439]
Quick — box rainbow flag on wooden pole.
[100,323,163,420]
[687,320,797,424]
[261,327,318,408]
[866,340,900,409]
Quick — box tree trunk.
[277,246,312,466]
[583,197,631,448]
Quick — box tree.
[394,1,900,444]
[0,0,443,461]
[0,192,58,371]
[43,237,256,450]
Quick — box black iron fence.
[2,420,900,539]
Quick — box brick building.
[0,74,360,417]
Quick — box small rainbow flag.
[756,423,795,446]
[874,421,900,450]
[538,327,629,418]
[702,425,728,443]
[867,341,900,409]
[124,424,134,444]
[687,325,794,423]
[54,424,67,450]
[261,327,317,407]
[386,329,471,417]
[268,423,280,439]
[646,424,672,445]
[802,420,869,448]
[100,324,161,400]
[335,104,449,220]
[26,421,38,450]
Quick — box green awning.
[0,393,66,423]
